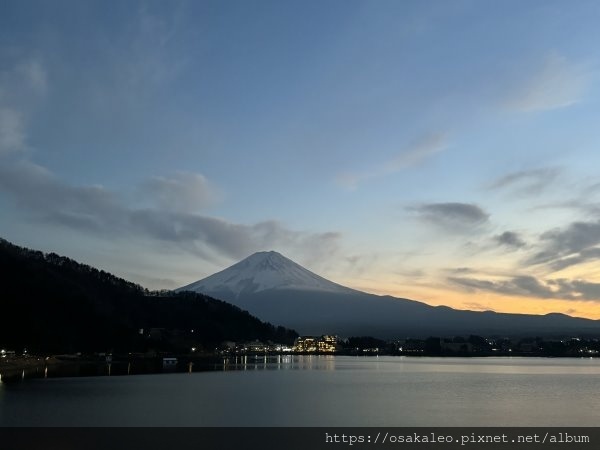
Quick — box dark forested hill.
[0,238,297,353]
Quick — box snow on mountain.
[178,251,355,297]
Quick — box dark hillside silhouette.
[0,238,297,353]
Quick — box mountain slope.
[0,238,297,353]
[179,251,600,338]
[179,251,355,296]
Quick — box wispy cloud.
[450,275,552,298]
[504,53,589,113]
[14,59,47,95]
[450,275,600,301]
[140,171,222,213]
[446,267,475,275]
[0,57,48,155]
[547,248,600,272]
[383,133,446,172]
[0,160,124,232]
[0,51,343,268]
[527,220,600,270]
[407,202,489,232]
[0,160,341,264]
[0,56,47,103]
[488,167,561,197]
[494,231,527,250]
[336,132,447,189]
[0,108,25,155]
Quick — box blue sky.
[3,0,600,317]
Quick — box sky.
[3,0,600,319]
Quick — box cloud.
[384,133,447,172]
[505,53,589,112]
[551,279,600,300]
[446,267,474,275]
[547,247,600,272]
[336,132,447,189]
[528,220,600,268]
[0,160,341,262]
[129,210,283,258]
[488,167,561,196]
[408,202,489,231]
[140,171,222,212]
[0,160,122,230]
[0,57,47,103]
[449,276,538,297]
[15,59,47,95]
[449,275,600,301]
[0,57,48,155]
[494,231,526,249]
[0,51,340,266]
[0,108,25,155]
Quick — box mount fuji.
[178,251,600,338]
[179,251,356,297]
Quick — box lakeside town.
[223,334,600,357]
[3,333,600,383]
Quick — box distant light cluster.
[293,335,338,353]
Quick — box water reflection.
[8,355,600,383]
[213,354,336,372]
[1,354,342,382]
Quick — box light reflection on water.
[2,356,600,426]
[223,354,337,372]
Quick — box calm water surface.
[2,356,600,426]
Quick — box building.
[317,335,338,352]
[294,335,338,353]
[244,340,267,353]
[162,357,178,369]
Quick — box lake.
[2,356,600,426]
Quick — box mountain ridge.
[178,251,600,338]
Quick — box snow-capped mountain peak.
[178,251,354,297]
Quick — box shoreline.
[2,352,598,384]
